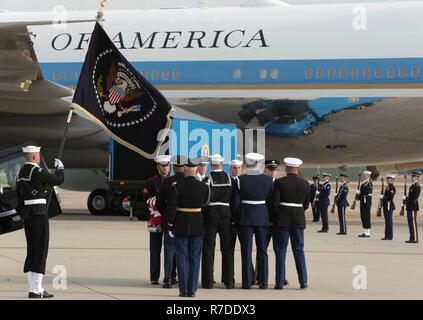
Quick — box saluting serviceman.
[270,157,310,290]
[310,176,320,222]
[317,173,331,233]
[335,174,349,235]
[16,145,64,298]
[167,159,210,297]
[143,155,171,285]
[381,174,396,241]
[233,153,273,289]
[357,170,373,238]
[201,154,235,289]
[405,171,421,244]
[156,156,186,288]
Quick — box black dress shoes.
[241,285,252,289]
[300,284,308,289]
[318,229,328,233]
[337,232,347,235]
[357,234,370,238]
[188,292,196,298]
[259,284,268,289]
[274,285,284,290]
[28,291,54,299]
[225,284,235,289]
[162,282,172,289]
[179,292,187,297]
[284,280,289,286]
[171,278,178,285]
[405,240,418,243]
[151,280,159,285]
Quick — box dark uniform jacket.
[203,170,234,219]
[144,174,166,199]
[318,181,331,207]
[167,176,210,236]
[232,170,274,227]
[406,182,421,211]
[382,184,396,212]
[336,183,349,207]
[270,174,310,229]
[156,172,185,231]
[16,162,64,219]
[359,180,373,203]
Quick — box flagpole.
[57,107,74,159]
[96,0,109,25]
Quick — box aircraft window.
[0,155,25,191]
[162,70,169,81]
[339,68,347,79]
[399,67,407,78]
[412,67,419,78]
[53,72,60,81]
[259,69,268,80]
[173,70,180,80]
[64,72,71,81]
[233,69,242,80]
[328,68,336,79]
[316,68,324,79]
[141,71,148,79]
[305,68,313,79]
[351,67,359,79]
[152,70,158,81]
[271,69,279,80]
[386,67,395,78]
[363,68,371,79]
[375,68,383,78]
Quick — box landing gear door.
[0,143,62,236]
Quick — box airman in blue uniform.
[405,171,420,244]
[335,174,349,235]
[317,173,331,233]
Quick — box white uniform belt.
[0,209,17,218]
[279,202,303,207]
[208,202,230,207]
[364,194,373,197]
[24,199,46,205]
[242,200,265,205]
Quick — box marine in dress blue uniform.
[310,176,320,222]
[167,159,210,297]
[16,146,64,298]
[317,173,331,233]
[358,171,373,238]
[405,172,420,244]
[144,155,171,285]
[270,157,310,289]
[233,153,274,289]
[381,174,396,241]
[335,174,349,235]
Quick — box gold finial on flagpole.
[96,0,109,23]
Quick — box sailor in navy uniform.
[270,157,310,289]
[167,159,210,297]
[405,172,421,244]
[357,171,373,238]
[233,153,273,289]
[16,145,64,298]
[335,174,349,235]
[201,154,235,289]
[317,173,331,233]
[310,176,320,222]
[143,155,171,285]
[156,156,185,288]
[196,158,208,181]
[381,174,396,241]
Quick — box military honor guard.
[405,171,421,243]
[357,170,373,238]
[16,145,64,298]
[270,157,310,289]
[310,176,321,222]
[196,158,208,181]
[381,174,396,241]
[230,159,243,178]
[201,154,235,289]
[317,173,331,233]
[144,155,171,285]
[233,152,274,289]
[156,156,186,288]
[335,174,349,235]
[167,159,210,297]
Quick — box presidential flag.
[72,22,173,158]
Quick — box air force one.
[1,0,423,177]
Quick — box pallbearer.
[405,171,421,244]
[317,173,331,233]
[310,176,320,222]
[357,170,373,238]
[381,174,396,241]
[270,157,310,289]
[335,174,349,235]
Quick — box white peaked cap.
[209,154,224,164]
[22,145,41,153]
[387,174,396,179]
[283,157,303,168]
[230,159,243,166]
[362,170,372,175]
[322,172,332,177]
[245,153,265,165]
[155,155,172,165]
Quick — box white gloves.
[334,193,338,196]
[168,231,175,239]
[402,195,407,200]
[380,195,384,199]
[356,190,361,195]
[316,191,320,195]
[54,158,64,170]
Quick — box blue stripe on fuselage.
[40,57,423,87]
